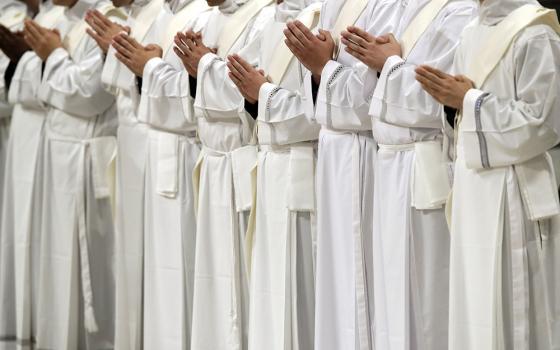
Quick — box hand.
[173,30,213,77]
[226,54,267,104]
[0,25,30,61]
[284,20,334,82]
[415,65,474,110]
[112,33,162,76]
[86,9,129,54]
[342,27,401,72]
[23,19,62,61]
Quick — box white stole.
[217,0,274,57]
[160,0,209,54]
[400,0,450,58]
[34,5,65,28]
[330,0,368,51]
[267,3,321,84]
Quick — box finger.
[231,54,254,72]
[174,38,191,56]
[375,35,390,44]
[228,71,243,87]
[86,28,105,46]
[293,20,315,42]
[113,34,136,54]
[24,20,42,39]
[227,55,248,74]
[86,16,106,35]
[90,10,111,29]
[421,65,451,80]
[226,62,245,82]
[344,46,366,61]
[120,33,141,49]
[341,30,369,47]
[285,39,303,58]
[347,26,370,40]
[173,46,187,59]
[415,74,443,92]
[114,52,133,67]
[112,37,134,58]
[283,28,305,50]
[286,22,311,46]
[341,37,366,55]
[415,66,444,85]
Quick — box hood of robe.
[479,0,541,25]
[275,0,321,22]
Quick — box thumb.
[52,28,60,36]
[318,29,331,41]
[258,69,265,76]
[124,26,131,34]
[375,35,390,44]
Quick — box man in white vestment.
[0,0,30,220]
[284,0,399,348]
[225,0,321,348]
[342,0,476,348]
[0,2,62,349]
[108,0,213,347]
[416,0,560,348]
[23,0,124,348]
[170,0,277,348]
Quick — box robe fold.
[304,1,399,349]
[368,0,476,349]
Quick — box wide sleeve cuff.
[198,52,219,75]
[257,82,279,121]
[460,88,489,169]
[369,55,405,119]
[42,47,68,83]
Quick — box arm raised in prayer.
[37,20,115,118]
[459,27,560,169]
[368,4,475,129]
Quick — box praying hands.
[226,54,267,104]
[283,20,334,82]
[415,65,474,110]
[0,25,29,62]
[86,9,129,54]
[341,26,400,72]
[112,32,162,76]
[174,31,214,77]
[23,19,62,61]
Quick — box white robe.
[35,1,119,348]
[248,2,321,350]
[0,0,27,346]
[0,3,61,350]
[101,3,171,349]
[0,0,26,219]
[449,1,560,348]
[191,3,276,349]
[368,1,476,349]
[303,1,399,349]
[134,1,212,348]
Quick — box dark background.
[540,0,560,16]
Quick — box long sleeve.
[460,26,560,169]
[7,51,45,109]
[137,56,196,130]
[39,41,114,118]
[370,4,476,129]
[308,0,399,130]
[194,51,254,121]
